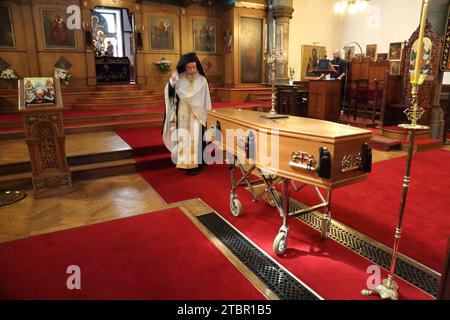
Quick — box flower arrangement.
[289,66,295,80]
[54,67,71,85]
[0,68,17,80]
[155,57,171,74]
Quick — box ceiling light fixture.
[334,0,369,15]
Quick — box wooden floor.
[0,174,166,243]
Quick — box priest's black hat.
[176,52,206,77]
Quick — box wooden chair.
[276,85,308,116]
[349,79,369,121]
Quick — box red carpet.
[115,126,172,171]
[139,165,432,300]
[286,148,450,272]
[0,208,265,300]
[0,102,270,124]
[123,127,448,272]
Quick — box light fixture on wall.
[334,0,369,15]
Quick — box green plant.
[155,58,171,74]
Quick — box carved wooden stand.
[18,78,72,198]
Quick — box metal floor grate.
[287,198,439,297]
[198,212,320,300]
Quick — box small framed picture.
[366,44,377,60]
[377,53,388,61]
[344,46,355,61]
[389,60,401,76]
[389,42,403,60]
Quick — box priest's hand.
[169,71,179,85]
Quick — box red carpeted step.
[0,108,165,124]
[401,137,440,145]
[77,95,162,104]
[370,135,401,151]
[115,126,172,171]
[0,207,265,299]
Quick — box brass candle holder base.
[261,49,289,120]
[260,113,289,119]
[361,277,399,300]
[0,190,26,207]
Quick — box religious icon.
[389,42,403,60]
[240,17,262,83]
[302,45,326,79]
[377,53,388,61]
[389,60,401,76]
[194,19,216,53]
[149,16,175,51]
[201,58,212,73]
[106,41,114,56]
[224,28,232,53]
[366,44,377,60]
[344,46,355,61]
[408,37,432,75]
[91,12,108,55]
[0,6,15,48]
[23,77,56,106]
[41,9,76,49]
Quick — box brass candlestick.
[261,48,288,119]
[362,1,430,300]
[361,80,428,300]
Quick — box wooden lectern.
[18,77,72,198]
[308,80,342,122]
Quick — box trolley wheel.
[273,231,287,255]
[230,194,243,217]
[320,216,331,239]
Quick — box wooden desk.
[308,80,341,122]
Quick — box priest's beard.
[185,72,199,82]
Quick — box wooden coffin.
[207,109,372,190]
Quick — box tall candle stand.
[361,1,429,300]
[261,48,288,119]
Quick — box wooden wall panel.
[0,0,249,88]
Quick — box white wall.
[341,0,422,55]
[288,0,345,81]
